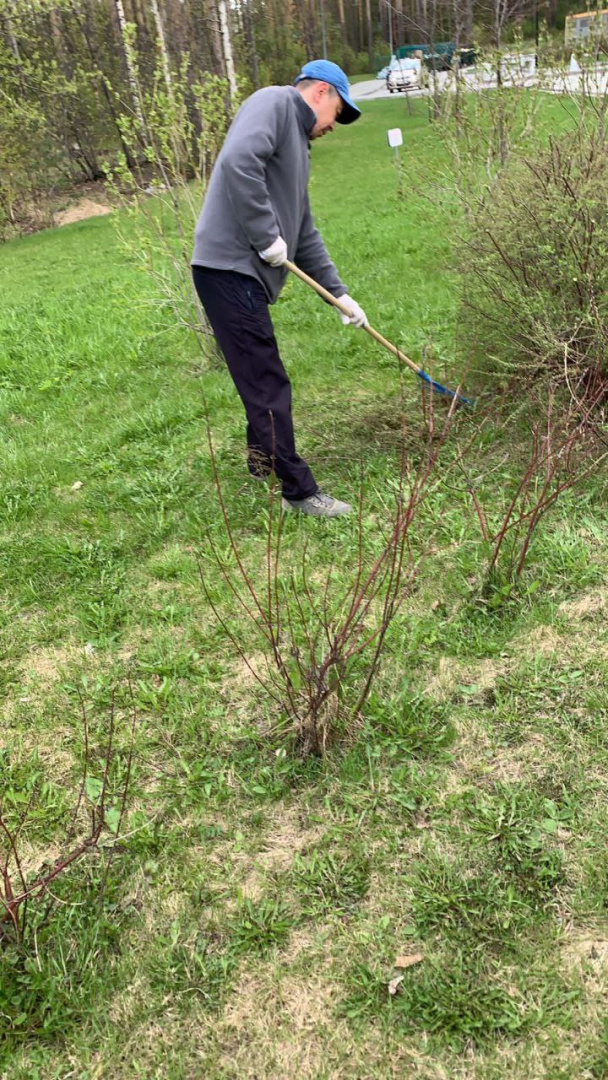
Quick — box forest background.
[0,0,595,237]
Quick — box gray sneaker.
[282,491,352,517]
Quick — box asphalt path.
[350,65,608,102]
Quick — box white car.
[386,58,421,93]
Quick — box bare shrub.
[199,386,477,756]
[459,388,607,604]
[460,121,608,398]
[0,689,137,948]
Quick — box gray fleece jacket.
[191,85,347,304]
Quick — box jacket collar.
[289,86,316,139]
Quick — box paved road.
[351,70,496,102]
[351,65,608,102]
[351,78,426,101]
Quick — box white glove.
[258,236,288,267]
[338,294,368,328]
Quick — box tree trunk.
[128,0,149,35]
[393,0,402,49]
[318,0,327,58]
[365,0,373,71]
[2,1,20,62]
[308,0,318,58]
[2,0,24,89]
[336,0,347,47]
[165,0,187,57]
[546,0,558,29]
[461,0,473,44]
[73,1,138,169]
[242,0,260,88]
[150,0,173,96]
[114,0,146,128]
[207,0,226,78]
[217,0,237,101]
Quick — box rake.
[286,259,473,406]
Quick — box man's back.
[192,86,313,302]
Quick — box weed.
[469,784,567,903]
[230,897,292,956]
[367,687,455,758]
[409,854,535,948]
[147,924,233,1012]
[292,847,370,918]
[342,950,579,1050]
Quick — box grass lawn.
[1,98,607,1079]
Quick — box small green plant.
[589,1018,608,1079]
[230,897,292,956]
[460,392,607,602]
[469,784,568,903]
[368,688,455,758]
[292,847,370,918]
[147,924,233,1011]
[410,855,533,948]
[0,896,128,1044]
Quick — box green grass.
[1,98,607,1079]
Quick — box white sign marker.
[387,128,403,148]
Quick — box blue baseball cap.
[294,60,361,124]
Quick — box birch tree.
[113,0,145,127]
[218,0,237,100]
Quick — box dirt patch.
[219,969,338,1079]
[219,807,327,905]
[228,651,273,693]
[21,644,79,687]
[562,932,608,1000]
[425,656,464,702]
[55,197,113,227]
[558,587,608,622]
[483,733,549,784]
[217,965,457,1079]
[16,838,66,885]
[426,656,508,704]
[518,624,565,657]
[257,808,326,874]
[279,971,338,1031]
[562,934,608,966]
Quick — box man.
[191,59,367,518]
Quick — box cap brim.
[336,93,361,124]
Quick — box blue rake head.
[417,369,475,407]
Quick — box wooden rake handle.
[285,259,422,377]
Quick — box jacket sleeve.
[294,193,347,298]
[220,92,285,253]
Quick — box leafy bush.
[461,123,608,395]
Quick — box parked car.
[457,46,477,67]
[386,58,421,93]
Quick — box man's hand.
[259,236,288,267]
[338,295,368,328]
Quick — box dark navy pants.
[192,266,318,502]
